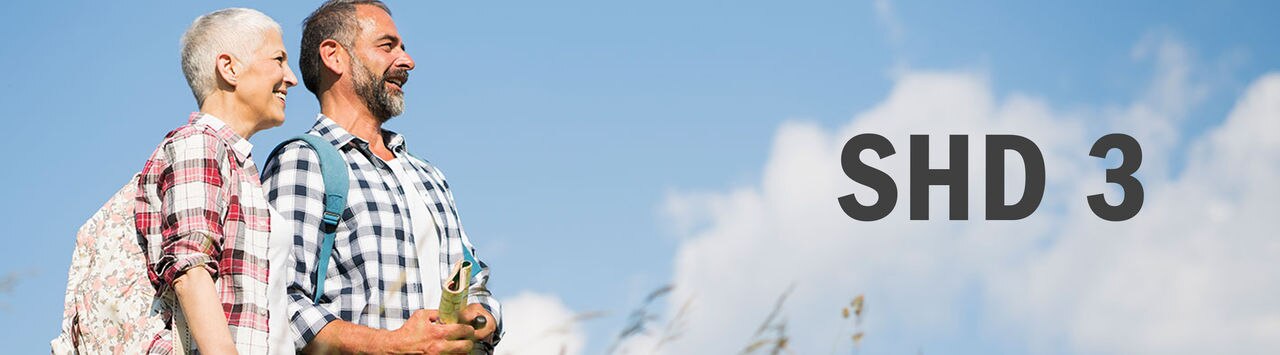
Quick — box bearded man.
[263,1,502,353]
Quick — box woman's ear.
[319,39,346,76]
[215,53,239,88]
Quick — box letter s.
[839,134,897,221]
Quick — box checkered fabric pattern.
[262,115,502,352]
[135,112,272,354]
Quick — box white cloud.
[494,292,585,355]
[647,36,1280,354]
[872,0,904,45]
[1001,72,1280,355]
[1116,32,1210,179]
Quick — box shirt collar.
[190,112,254,163]
[311,114,410,155]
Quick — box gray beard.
[351,55,405,122]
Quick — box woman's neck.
[200,94,259,139]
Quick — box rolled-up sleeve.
[263,141,341,350]
[152,132,229,295]
[445,182,504,350]
[465,244,503,350]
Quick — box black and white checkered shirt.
[262,115,502,352]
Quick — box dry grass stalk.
[650,295,695,353]
[606,284,674,354]
[832,294,867,354]
[740,284,796,355]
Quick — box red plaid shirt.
[136,113,271,354]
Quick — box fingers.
[459,304,486,327]
[432,339,475,354]
[394,317,476,354]
[425,325,475,354]
[411,309,442,324]
[459,309,479,328]
[438,323,476,341]
[410,310,473,339]
[461,304,496,340]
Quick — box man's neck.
[319,95,395,161]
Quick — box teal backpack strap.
[268,134,349,303]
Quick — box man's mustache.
[383,68,410,87]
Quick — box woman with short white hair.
[135,8,296,354]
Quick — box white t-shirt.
[387,157,443,307]
[266,205,294,355]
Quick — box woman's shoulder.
[161,122,222,145]
[138,123,234,178]
[157,122,232,156]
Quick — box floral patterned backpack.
[50,175,183,354]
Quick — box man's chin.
[386,95,405,117]
[384,89,404,100]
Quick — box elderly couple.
[137,1,500,354]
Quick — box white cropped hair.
[180,8,281,107]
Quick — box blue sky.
[2,1,1278,354]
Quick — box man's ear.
[215,53,239,88]
[319,39,346,76]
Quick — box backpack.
[48,135,348,354]
[51,175,183,354]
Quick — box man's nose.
[398,51,415,71]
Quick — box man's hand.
[460,304,497,342]
[304,309,476,354]
[378,309,475,354]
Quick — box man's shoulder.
[270,132,334,158]
[274,136,318,152]
[262,134,327,179]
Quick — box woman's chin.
[260,112,286,129]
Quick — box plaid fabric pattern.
[136,113,272,354]
[262,115,503,352]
